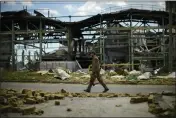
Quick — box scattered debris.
[167,72,176,79]
[100,68,106,75]
[156,111,173,118]
[148,104,164,114]
[54,94,65,100]
[109,70,117,76]
[61,89,67,93]
[54,68,71,80]
[67,108,72,112]
[48,69,54,73]
[35,96,45,103]
[129,70,141,75]
[110,75,125,79]
[55,101,60,105]
[130,97,148,103]
[36,71,48,75]
[21,106,36,115]
[115,105,122,107]
[33,109,44,115]
[24,98,36,104]
[162,91,175,96]
[148,94,155,103]
[137,72,152,80]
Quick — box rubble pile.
[130,92,176,117]
[0,88,67,115]
[0,88,175,116]
[1,68,175,85]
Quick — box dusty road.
[0,82,175,93]
[0,82,175,117]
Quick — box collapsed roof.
[1,8,176,29]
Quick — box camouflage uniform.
[85,55,109,92]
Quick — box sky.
[1,0,167,22]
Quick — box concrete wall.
[40,61,81,72]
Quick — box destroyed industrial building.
[0,3,176,72]
[0,1,176,117]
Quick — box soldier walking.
[84,51,109,93]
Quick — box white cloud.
[38,8,60,17]
[75,1,102,16]
[106,1,127,6]
[64,4,75,12]
[21,0,33,7]
[71,1,128,16]
[158,2,165,8]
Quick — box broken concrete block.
[8,97,23,107]
[107,95,115,98]
[61,89,67,93]
[7,89,17,94]
[54,94,65,100]
[67,108,72,112]
[0,90,7,97]
[0,96,8,105]
[115,105,122,107]
[98,93,103,97]
[33,109,44,115]
[54,68,71,80]
[130,97,148,103]
[89,93,98,97]
[24,98,36,104]
[22,89,33,97]
[55,101,60,105]
[0,105,11,113]
[32,90,42,97]
[16,93,27,99]
[148,94,155,104]
[0,105,21,113]
[71,93,78,97]
[5,94,14,98]
[22,89,30,94]
[40,92,45,97]
[129,94,137,97]
[48,94,55,100]
[162,91,175,96]
[67,93,73,98]
[129,70,141,75]
[44,95,50,101]
[148,105,164,114]
[112,94,118,97]
[35,96,45,104]
[9,107,22,113]
[21,106,36,115]
[124,93,130,97]
[156,111,173,118]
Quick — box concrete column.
[82,41,84,53]
[39,18,43,63]
[74,40,77,53]
[129,14,134,70]
[79,40,81,52]
[67,27,73,60]
[11,20,15,70]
